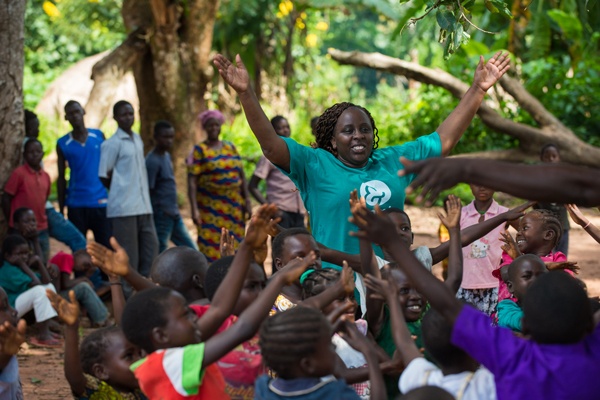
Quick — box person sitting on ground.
[0,287,27,399]
[0,235,60,348]
[146,120,198,253]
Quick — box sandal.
[30,337,63,349]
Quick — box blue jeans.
[153,210,198,253]
[61,282,108,324]
[46,207,87,251]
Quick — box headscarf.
[198,110,225,127]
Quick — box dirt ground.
[18,206,600,398]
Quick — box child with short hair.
[46,290,147,399]
[2,139,51,262]
[496,255,548,333]
[121,251,316,399]
[0,235,59,347]
[351,204,600,400]
[255,307,386,400]
[0,287,27,398]
[146,120,197,253]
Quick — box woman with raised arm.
[214,53,509,257]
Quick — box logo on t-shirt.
[360,180,391,207]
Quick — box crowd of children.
[1,60,599,400]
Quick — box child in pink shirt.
[456,185,509,315]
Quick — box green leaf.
[489,0,513,18]
[547,10,583,41]
[30,378,42,384]
[461,40,489,57]
[484,0,499,13]
[528,1,551,59]
[436,9,456,30]
[453,22,464,49]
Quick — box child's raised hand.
[499,231,522,259]
[213,54,250,94]
[87,237,129,278]
[340,261,355,296]
[438,194,461,229]
[0,320,26,356]
[244,204,281,250]
[546,261,580,274]
[566,204,589,227]
[364,271,397,303]
[349,205,398,247]
[348,190,366,212]
[326,301,356,327]
[337,320,371,354]
[278,251,317,285]
[47,289,80,326]
[504,201,536,221]
[220,227,236,258]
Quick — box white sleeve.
[399,358,440,394]
[375,255,389,269]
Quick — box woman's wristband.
[110,282,122,286]
[583,221,592,229]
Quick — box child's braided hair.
[314,102,379,155]
[301,268,341,300]
[529,209,563,248]
[259,307,329,378]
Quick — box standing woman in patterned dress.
[187,110,252,261]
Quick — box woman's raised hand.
[473,51,511,92]
[214,54,250,94]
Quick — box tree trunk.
[328,49,600,168]
[0,0,26,237]
[119,0,219,195]
[84,28,148,128]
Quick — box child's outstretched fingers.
[505,201,536,221]
[88,238,130,277]
[0,320,26,356]
[364,273,392,300]
[327,302,355,326]
[47,289,80,326]
[349,205,397,247]
[245,204,279,250]
[438,194,461,229]
[337,320,370,353]
[499,231,521,259]
[546,261,580,273]
[279,252,316,284]
[566,204,589,227]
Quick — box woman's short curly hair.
[314,102,379,156]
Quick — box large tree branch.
[498,75,565,129]
[327,48,600,168]
[85,28,147,127]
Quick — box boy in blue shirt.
[57,100,111,248]
[146,121,197,253]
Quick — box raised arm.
[429,201,532,264]
[87,238,155,292]
[0,320,26,372]
[364,273,422,366]
[202,252,315,367]
[438,195,463,293]
[401,158,600,207]
[213,54,290,171]
[567,204,600,244]
[436,52,510,155]
[351,206,464,325]
[198,204,280,340]
[47,290,86,396]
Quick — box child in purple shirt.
[350,204,600,400]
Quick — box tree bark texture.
[85,28,147,128]
[328,49,600,168]
[0,0,26,237]
[121,0,219,158]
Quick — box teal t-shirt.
[0,261,34,307]
[497,299,523,332]
[281,133,442,258]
